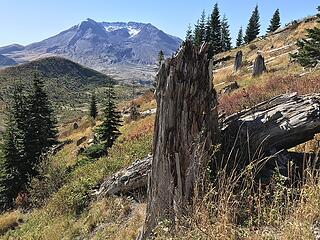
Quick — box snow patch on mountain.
[104,25,141,37]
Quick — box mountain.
[2,19,182,82]
[0,44,25,55]
[0,56,112,105]
[0,54,17,67]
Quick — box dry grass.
[0,211,22,235]
[219,74,320,115]
[119,115,155,142]
[119,90,156,113]
[153,151,320,240]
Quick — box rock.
[48,140,72,155]
[76,136,87,146]
[141,108,157,117]
[233,51,243,72]
[220,81,239,94]
[73,122,79,129]
[252,54,267,77]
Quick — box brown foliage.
[219,75,320,115]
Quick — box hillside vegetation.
[1,12,320,240]
[213,16,320,114]
[0,56,112,105]
[0,56,149,126]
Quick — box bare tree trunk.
[252,54,267,77]
[234,50,243,72]
[138,41,219,239]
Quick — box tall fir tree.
[292,6,320,67]
[27,75,57,170]
[267,9,281,33]
[221,15,232,51]
[193,20,201,46]
[208,3,222,57]
[95,84,122,149]
[90,94,98,119]
[244,5,260,43]
[2,86,30,204]
[236,27,244,47]
[0,77,58,209]
[205,16,212,42]
[0,153,10,210]
[185,24,193,41]
[193,10,207,46]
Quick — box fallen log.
[221,93,320,155]
[94,156,152,197]
[95,93,320,197]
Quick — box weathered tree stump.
[252,54,267,77]
[139,41,219,239]
[234,50,243,72]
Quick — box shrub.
[28,157,69,208]
[249,43,257,50]
[83,144,106,159]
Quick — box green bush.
[28,157,69,208]
[83,144,106,159]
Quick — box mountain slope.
[0,54,16,67]
[0,56,112,105]
[2,19,182,81]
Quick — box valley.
[0,19,182,83]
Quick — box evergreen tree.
[95,84,122,149]
[205,16,212,42]
[236,27,244,47]
[27,75,57,170]
[208,3,222,56]
[185,24,193,41]
[2,86,30,203]
[0,77,58,209]
[244,5,260,43]
[90,94,98,119]
[157,50,164,65]
[292,6,320,67]
[267,9,281,33]
[193,20,201,46]
[0,154,10,210]
[193,10,207,46]
[221,15,232,51]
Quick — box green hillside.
[0,56,113,105]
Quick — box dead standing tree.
[138,41,219,239]
[252,54,267,77]
[234,50,243,72]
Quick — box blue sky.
[0,0,318,47]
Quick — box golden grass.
[153,152,320,240]
[0,211,22,235]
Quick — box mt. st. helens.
[1,19,182,82]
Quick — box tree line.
[0,77,122,211]
[0,76,57,210]
[186,3,281,56]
